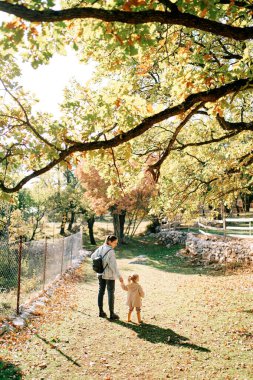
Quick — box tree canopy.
[0,0,252,216]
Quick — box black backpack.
[92,248,112,274]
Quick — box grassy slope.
[0,237,253,379]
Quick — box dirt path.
[1,240,253,379]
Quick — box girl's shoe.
[99,311,107,318]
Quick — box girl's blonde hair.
[129,273,139,283]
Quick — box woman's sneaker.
[109,313,120,320]
[99,311,107,318]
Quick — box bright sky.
[0,11,95,117]
[19,53,96,117]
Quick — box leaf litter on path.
[1,243,253,379]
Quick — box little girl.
[121,273,145,324]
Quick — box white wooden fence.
[198,218,253,239]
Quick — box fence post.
[221,203,226,237]
[250,221,252,236]
[61,237,64,276]
[17,236,22,315]
[43,237,48,291]
[70,235,72,267]
[223,217,226,237]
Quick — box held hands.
[119,276,124,283]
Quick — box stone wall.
[149,230,187,248]
[180,233,253,264]
[149,229,253,265]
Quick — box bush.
[145,219,160,234]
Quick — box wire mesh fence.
[0,230,82,320]
[0,240,20,319]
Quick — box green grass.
[0,360,22,380]
[1,236,253,379]
[84,234,227,276]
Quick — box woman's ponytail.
[105,234,118,244]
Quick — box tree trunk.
[112,211,126,244]
[67,210,75,231]
[244,194,251,212]
[112,213,121,240]
[30,215,41,241]
[119,210,126,244]
[87,216,96,245]
[60,212,67,235]
[110,205,126,244]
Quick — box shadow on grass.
[0,359,23,379]
[114,320,210,353]
[36,334,81,367]
[118,237,224,276]
[242,309,253,314]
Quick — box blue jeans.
[98,277,115,314]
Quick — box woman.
[91,235,123,320]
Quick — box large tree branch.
[103,132,125,195]
[174,130,241,150]
[150,102,205,176]
[217,114,253,131]
[218,0,253,10]
[0,2,252,41]
[0,77,252,193]
[226,149,253,175]
[0,143,26,164]
[158,0,178,12]
[0,79,58,149]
